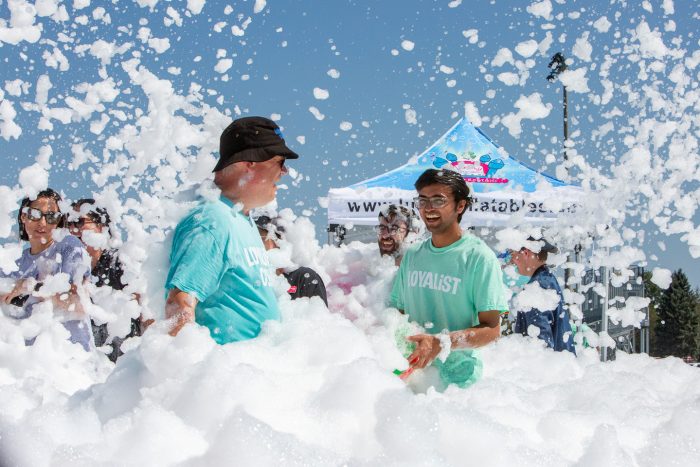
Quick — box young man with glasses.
[390,169,508,388]
[165,117,298,344]
[376,204,417,266]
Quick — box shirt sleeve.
[59,238,91,283]
[471,249,509,314]
[389,259,406,310]
[166,225,226,303]
[307,270,328,306]
[302,269,328,306]
[108,253,127,290]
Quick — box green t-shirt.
[390,233,509,388]
[390,234,508,330]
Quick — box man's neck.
[219,190,249,215]
[430,223,462,248]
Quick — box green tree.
[654,270,700,360]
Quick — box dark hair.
[254,215,285,239]
[414,169,472,222]
[524,235,557,262]
[18,188,64,241]
[72,198,112,225]
[378,204,418,232]
[522,248,548,262]
[71,198,113,237]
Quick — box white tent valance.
[328,118,581,228]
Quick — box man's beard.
[379,238,399,256]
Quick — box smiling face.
[416,183,466,235]
[21,197,60,252]
[68,213,104,241]
[377,215,409,256]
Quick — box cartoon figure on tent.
[432,152,505,181]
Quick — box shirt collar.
[219,195,235,209]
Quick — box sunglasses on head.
[21,207,63,225]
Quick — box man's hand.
[407,333,442,369]
[165,288,197,336]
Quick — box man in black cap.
[254,215,328,306]
[509,236,575,354]
[164,117,298,344]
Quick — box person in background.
[390,169,508,388]
[165,116,298,343]
[508,237,576,354]
[0,189,93,350]
[68,199,146,362]
[376,204,418,266]
[255,215,328,306]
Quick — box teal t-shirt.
[166,196,279,344]
[390,233,509,387]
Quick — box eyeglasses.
[374,225,408,235]
[412,196,450,209]
[65,218,99,230]
[21,207,63,224]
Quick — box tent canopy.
[327,118,581,227]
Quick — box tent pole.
[601,250,610,362]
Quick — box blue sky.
[1,0,698,287]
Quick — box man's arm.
[407,310,502,369]
[165,288,198,336]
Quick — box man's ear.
[456,199,467,215]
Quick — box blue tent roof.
[349,118,572,193]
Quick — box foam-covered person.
[255,215,328,306]
[390,169,509,388]
[376,204,418,266]
[508,237,575,354]
[68,199,147,362]
[0,189,93,350]
[165,116,297,343]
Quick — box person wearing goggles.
[389,169,509,389]
[0,189,93,351]
[376,205,418,266]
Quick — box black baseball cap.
[214,116,299,172]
